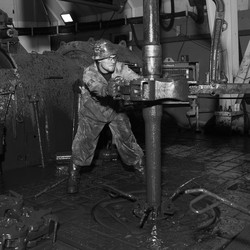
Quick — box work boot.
[134,157,146,182]
[67,163,81,194]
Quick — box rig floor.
[1,125,250,249]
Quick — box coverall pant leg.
[72,116,105,166]
[109,113,144,166]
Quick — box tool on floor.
[0,191,58,249]
[101,184,175,228]
[29,94,45,168]
[34,177,68,198]
[139,206,153,228]
[169,175,203,201]
[102,183,137,202]
[185,188,250,216]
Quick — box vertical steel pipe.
[209,0,225,83]
[142,0,162,213]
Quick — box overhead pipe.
[159,0,175,32]
[209,0,225,83]
[142,0,162,216]
[59,0,127,12]
[188,0,206,24]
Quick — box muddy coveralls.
[72,61,144,166]
[67,61,144,194]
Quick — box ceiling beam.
[59,0,124,12]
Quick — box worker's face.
[97,55,117,74]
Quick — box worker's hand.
[107,76,125,98]
[72,79,83,93]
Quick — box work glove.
[107,76,126,98]
[72,79,83,93]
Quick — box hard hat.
[92,39,118,60]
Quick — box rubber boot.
[67,163,81,194]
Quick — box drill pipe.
[143,0,162,214]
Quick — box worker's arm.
[82,66,108,97]
[84,78,108,97]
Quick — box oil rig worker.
[67,38,145,194]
